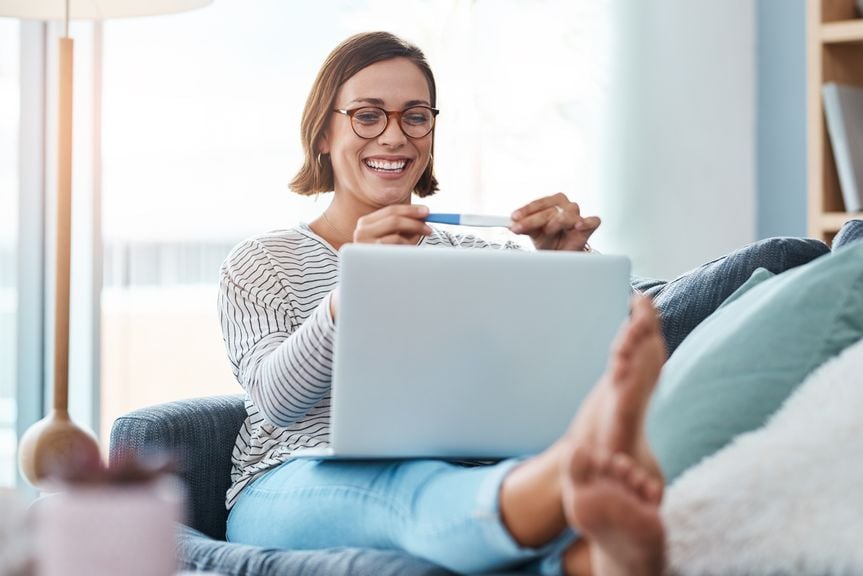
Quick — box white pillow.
[662,337,863,575]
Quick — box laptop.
[294,243,631,459]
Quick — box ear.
[317,132,330,156]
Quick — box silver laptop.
[295,243,631,459]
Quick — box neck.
[313,196,419,249]
[320,208,355,248]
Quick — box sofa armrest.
[109,394,247,540]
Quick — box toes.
[630,297,662,342]
[592,449,613,477]
[632,295,659,324]
[568,444,597,484]
[609,452,634,481]
[601,452,664,505]
[643,478,664,505]
[612,297,661,377]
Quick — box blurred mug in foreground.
[0,488,34,576]
[35,454,184,576]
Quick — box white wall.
[594,0,756,279]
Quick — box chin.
[366,185,416,206]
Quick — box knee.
[743,237,829,273]
[833,219,863,249]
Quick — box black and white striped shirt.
[219,223,521,508]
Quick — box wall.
[756,0,808,239]
[596,0,757,279]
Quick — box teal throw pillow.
[647,241,863,484]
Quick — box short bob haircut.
[289,31,439,198]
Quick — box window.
[99,0,609,441]
[0,20,20,487]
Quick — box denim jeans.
[227,222,862,575]
[633,235,833,356]
[227,458,553,574]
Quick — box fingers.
[511,192,569,222]
[510,193,573,234]
[576,216,601,234]
[510,193,601,251]
[354,204,432,244]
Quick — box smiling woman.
[97,0,609,448]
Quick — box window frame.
[15,21,47,491]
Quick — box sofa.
[109,232,863,575]
[109,394,459,575]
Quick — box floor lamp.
[0,0,212,486]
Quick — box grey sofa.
[109,394,454,576]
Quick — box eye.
[353,108,384,125]
[403,108,431,126]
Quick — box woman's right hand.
[330,204,431,321]
[353,204,432,245]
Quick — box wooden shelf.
[807,1,863,245]
[820,211,861,232]
[821,19,863,43]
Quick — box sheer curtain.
[345,0,610,219]
[0,20,19,486]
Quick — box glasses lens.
[351,107,387,138]
[401,107,434,138]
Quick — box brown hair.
[289,31,439,197]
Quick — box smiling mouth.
[364,158,410,173]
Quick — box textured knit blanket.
[662,337,863,575]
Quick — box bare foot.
[563,446,665,576]
[497,297,667,554]
[568,295,666,479]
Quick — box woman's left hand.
[510,193,601,251]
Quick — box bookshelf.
[807,0,863,244]
[806,0,863,242]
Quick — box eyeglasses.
[332,105,439,140]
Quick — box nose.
[377,112,408,146]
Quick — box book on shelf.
[822,83,863,213]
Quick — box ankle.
[563,540,592,576]
[499,446,568,547]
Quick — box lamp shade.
[0,0,211,20]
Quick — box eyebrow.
[346,97,431,107]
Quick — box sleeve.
[435,227,526,251]
[218,239,336,428]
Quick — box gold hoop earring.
[316,153,323,168]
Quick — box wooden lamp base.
[18,409,103,486]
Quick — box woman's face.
[320,57,433,211]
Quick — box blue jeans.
[227,222,862,575]
[633,234,834,355]
[227,458,556,574]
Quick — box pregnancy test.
[425,213,512,227]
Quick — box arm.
[218,239,337,428]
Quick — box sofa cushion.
[646,241,863,483]
[178,525,454,576]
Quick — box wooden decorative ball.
[18,410,103,487]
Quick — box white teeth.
[365,159,407,171]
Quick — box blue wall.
[756,0,808,238]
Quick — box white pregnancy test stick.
[425,213,512,227]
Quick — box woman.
[219,31,834,575]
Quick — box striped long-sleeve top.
[219,222,521,509]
